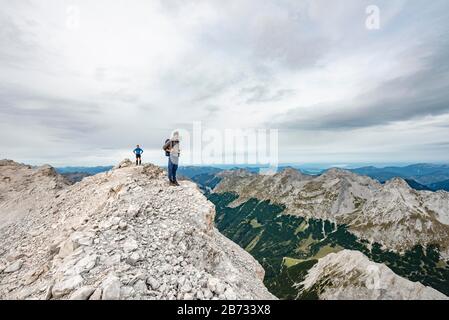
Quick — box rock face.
[214,168,449,255]
[0,160,275,300]
[298,250,448,300]
[0,160,71,228]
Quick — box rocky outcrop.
[298,250,448,300]
[0,160,71,229]
[214,168,449,254]
[0,160,275,300]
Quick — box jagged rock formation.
[0,160,71,229]
[0,159,275,300]
[298,250,448,300]
[214,168,449,256]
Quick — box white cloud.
[1,0,449,165]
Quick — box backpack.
[163,139,170,157]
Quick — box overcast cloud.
[1,0,449,166]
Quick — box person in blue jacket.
[133,145,143,165]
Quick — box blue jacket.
[133,148,143,155]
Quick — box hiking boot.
[173,180,180,186]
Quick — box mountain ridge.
[212,167,449,256]
[0,159,274,300]
[209,189,449,299]
[350,163,449,186]
[298,250,448,300]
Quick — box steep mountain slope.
[404,179,433,191]
[202,168,449,299]
[298,250,447,300]
[0,160,71,228]
[213,168,449,256]
[0,159,274,300]
[210,191,449,298]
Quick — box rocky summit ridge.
[0,159,275,300]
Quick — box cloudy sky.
[1,0,449,166]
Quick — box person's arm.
[133,149,136,154]
[141,149,144,154]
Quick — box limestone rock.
[58,239,76,258]
[69,286,95,300]
[123,238,138,253]
[52,275,84,298]
[102,276,121,300]
[4,260,23,273]
[0,160,275,300]
[299,250,449,300]
[126,252,141,266]
[115,159,133,169]
[45,284,54,300]
[146,277,160,290]
[89,288,102,300]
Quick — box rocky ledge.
[0,159,275,300]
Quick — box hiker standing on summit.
[133,145,143,165]
[163,131,180,186]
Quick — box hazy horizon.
[10,159,449,170]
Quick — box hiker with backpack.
[163,131,180,186]
[133,145,143,165]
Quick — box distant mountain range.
[186,166,449,299]
[55,166,113,183]
[350,164,449,190]
[213,167,449,253]
[55,163,449,191]
[56,166,113,175]
[178,164,449,192]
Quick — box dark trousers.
[168,158,178,182]
[135,154,141,165]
